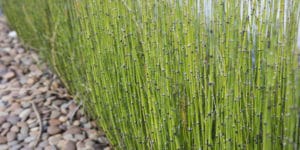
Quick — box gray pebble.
[20,102,31,109]
[1,122,11,129]
[10,125,19,132]
[17,133,27,141]
[50,111,60,119]
[10,144,22,150]
[83,123,92,129]
[47,126,62,135]
[64,141,76,150]
[0,116,6,124]
[7,140,18,146]
[56,140,66,149]
[0,128,9,136]
[7,115,20,124]
[80,117,87,123]
[24,136,35,143]
[6,132,16,142]
[19,108,31,121]
[28,122,38,128]
[0,112,8,117]
[87,130,98,140]
[0,144,8,150]
[0,136,7,144]
[76,141,85,149]
[42,133,49,140]
[38,140,49,148]
[20,125,29,135]
[63,133,74,141]
[85,139,95,147]
[48,134,62,145]
[44,145,57,150]
[74,134,85,141]
[65,127,81,134]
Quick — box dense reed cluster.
[2,0,300,149]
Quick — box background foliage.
[2,0,300,149]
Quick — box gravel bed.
[0,16,110,150]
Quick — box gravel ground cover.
[0,16,111,150]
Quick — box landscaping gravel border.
[0,16,111,150]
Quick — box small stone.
[50,81,59,90]
[74,134,85,141]
[85,139,95,147]
[104,147,111,150]
[90,121,97,128]
[59,116,67,122]
[0,144,8,150]
[48,134,62,145]
[0,116,6,125]
[48,119,61,126]
[80,117,87,123]
[7,115,20,124]
[0,112,8,117]
[72,120,80,126]
[10,126,19,132]
[17,133,27,141]
[50,111,60,119]
[63,141,76,150]
[76,141,85,149]
[8,31,17,38]
[20,102,31,109]
[7,140,18,146]
[61,108,68,114]
[65,127,81,134]
[57,140,66,149]
[20,125,29,135]
[2,122,11,129]
[0,136,7,144]
[12,108,23,115]
[47,126,62,135]
[52,100,65,106]
[63,134,74,141]
[26,119,35,125]
[19,76,27,84]
[1,95,12,102]
[24,136,35,143]
[9,103,20,111]
[11,145,22,150]
[19,108,31,121]
[45,145,56,150]
[28,142,36,148]
[0,64,6,73]
[3,71,15,81]
[26,77,36,85]
[29,131,39,137]
[0,128,9,136]
[38,140,48,148]
[6,132,16,142]
[30,127,39,132]
[83,123,92,129]
[87,130,98,140]
[41,133,48,141]
[98,137,109,144]
[28,122,38,128]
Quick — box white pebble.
[8,31,17,38]
[19,109,31,121]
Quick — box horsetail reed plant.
[2,0,300,149]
